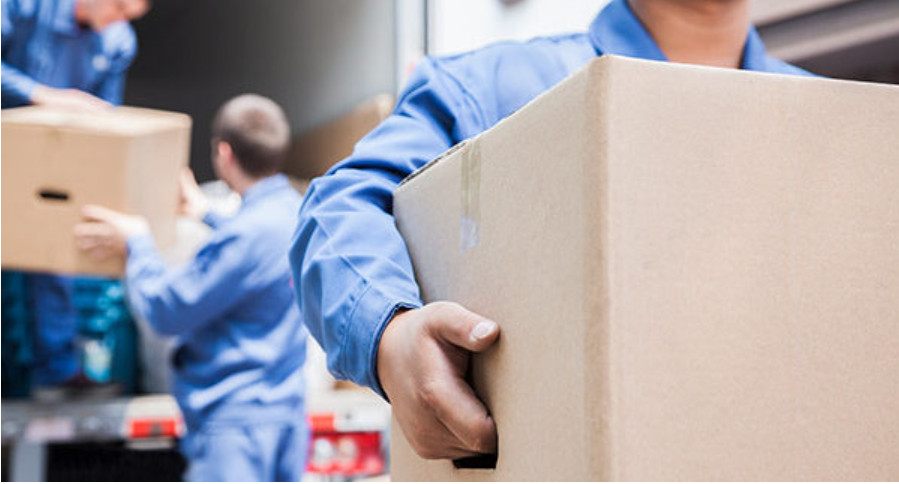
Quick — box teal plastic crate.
[2,271,34,398]
[73,277,139,393]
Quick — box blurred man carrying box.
[2,106,189,395]
[72,95,310,482]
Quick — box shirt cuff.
[21,78,39,103]
[202,210,226,229]
[346,282,421,399]
[126,233,157,259]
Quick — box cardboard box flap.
[285,93,395,179]
[1,106,190,136]
[398,139,473,189]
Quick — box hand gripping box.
[392,56,899,481]
[2,106,191,276]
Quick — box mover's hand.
[30,85,112,112]
[178,168,210,220]
[377,301,500,459]
[74,205,150,260]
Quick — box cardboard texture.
[392,56,899,481]
[284,93,394,179]
[2,106,191,276]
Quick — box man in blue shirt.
[1,0,149,389]
[2,0,148,109]
[290,0,815,461]
[74,95,309,481]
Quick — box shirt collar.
[589,0,667,61]
[588,0,769,70]
[241,173,291,207]
[739,27,769,71]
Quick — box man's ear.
[217,141,233,161]
[215,141,236,172]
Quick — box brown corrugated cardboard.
[286,175,311,197]
[392,56,899,481]
[284,93,394,179]
[2,106,191,276]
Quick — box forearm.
[124,230,249,337]
[95,72,124,106]
[289,55,487,396]
[93,23,137,106]
[291,171,423,395]
[124,234,179,334]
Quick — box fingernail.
[471,320,497,341]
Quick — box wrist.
[29,85,50,105]
[191,205,210,221]
[185,194,211,221]
[375,306,415,399]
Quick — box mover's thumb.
[428,302,500,352]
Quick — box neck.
[73,0,90,25]
[230,173,275,196]
[628,0,750,69]
[231,177,259,197]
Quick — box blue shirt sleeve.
[202,210,229,230]
[290,57,488,396]
[1,0,39,105]
[125,230,252,336]
[94,22,137,105]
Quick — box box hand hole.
[453,451,497,470]
[37,188,70,202]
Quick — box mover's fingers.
[427,302,500,352]
[77,91,112,111]
[74,236,99,250]
[425,373,498,455]
[178,170,190,193]
[84,246,115,261]
[181,167,198,186]
[73,222,114,245]
[75,236,109,252]
[81,204,121,223]
[409,413,490,460]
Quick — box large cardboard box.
[284,93,394,179]
[392,56,899,481]
[2,106,191,276]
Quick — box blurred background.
[3,0,898,481]
[124,0,899,182]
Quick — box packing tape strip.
[460,142,481,252]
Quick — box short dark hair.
[211,94,291,178]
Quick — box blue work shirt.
[127,175,308,429]
[1,0,137,108]
[289,0,815,397]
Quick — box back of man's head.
[211,94,291,178]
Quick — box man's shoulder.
[428,33,596,128]
[231,190,302,235]
[434,32,595,81]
